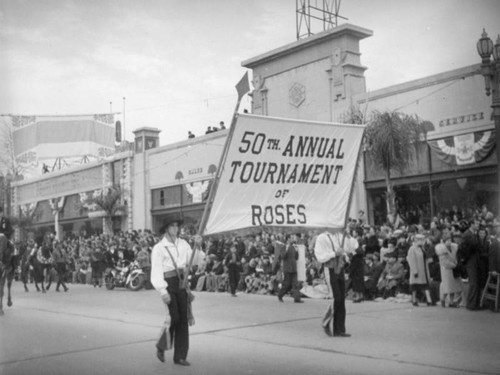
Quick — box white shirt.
[315,231,358,261]
[150,235,193,296]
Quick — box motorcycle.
[104,260,145,291]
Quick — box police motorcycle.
[104,259,145,291]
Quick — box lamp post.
[477,29,500,217]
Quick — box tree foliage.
[364,110,424,175]
[344,108,427,225]
[84,186,126,235]
[89,186,126,217]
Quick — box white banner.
[203,114,365,235]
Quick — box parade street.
[1,282,499,375]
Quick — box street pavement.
[0,281,499,375]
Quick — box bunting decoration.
[1,114,115,178]
[427,130,496,166]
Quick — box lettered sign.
[203,114,365,235]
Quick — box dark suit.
[460,229,480,309]
[277,241,301,302]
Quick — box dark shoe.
[278,295,283,302]
[155,346,164,363]
[441,300,445,307]
[174,359,190,366]
[294,300,304,303]
[412,302,418,307]
[334,332,351,337]
[56,289,60,292]
[64,287,69,292]
[322,325,333,337]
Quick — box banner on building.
[427,130,495,166]
[202,114,365,235]
[0,114,115,177]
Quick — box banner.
[203,114,365,235]
[1,114,115,177]
[427,130,495,166]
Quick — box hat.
[159,213,184,234]
[415,234,426,240]
[386,251,398,259]
[490,220,500,228]
[393,229,403,238]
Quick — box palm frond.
[88,186,126,216]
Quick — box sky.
[1,0,499,147]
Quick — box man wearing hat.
[315,229,358,337]
[151,214,202,366]
[458,218,481,310]
[277,233,303,303]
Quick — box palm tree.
[87,186,126,235]
[364,110,425,224]
[11,203,37,240]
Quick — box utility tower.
[296,0,347,40]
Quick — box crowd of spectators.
[15,203,500,310]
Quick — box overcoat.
[406,244,430,285]
[435,243,462,294]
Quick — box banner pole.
[181,99,243,289]
[197,98,242,236]
[341,127,366,247]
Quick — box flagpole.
[198,72,249,236]
[198,97,242,237]
[341,126,366,247]
[182,94,246,289]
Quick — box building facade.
[8,23,498,237]
[354,64,497,224]
[11,150,133,241]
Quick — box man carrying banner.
[315,229,358,337]
[151,213,202,366]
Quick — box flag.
[235,71,250,100]
[202,114,365,235]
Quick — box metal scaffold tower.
[296,0,347,40]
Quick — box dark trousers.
[327,269,346,335]
[278,272,301,301]
[228,265,240,295]
[466,256,480,309]
[55,263,67,290]
[157,276,189,361]
[478,256,489,291]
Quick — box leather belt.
[164,269,184,279]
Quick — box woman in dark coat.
[349,248,365,302]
